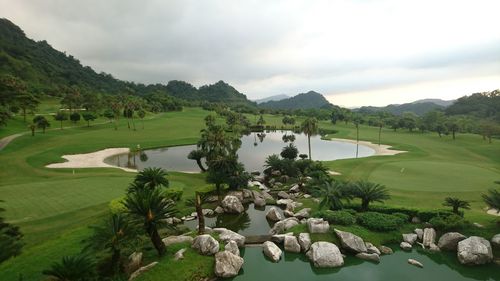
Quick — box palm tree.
[301,118,318,160]
[482,189,500,213]
[312,180,352,210]
[42,255,96,281]
[353,181,390,211]
[133,167,169,189]
[186,192,212,234]
[85,213,139,274]
[188,149,207,172]
[124,188,176,256]
[442,197,470,215]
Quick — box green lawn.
[0,107,499,280]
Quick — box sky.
[1,0,499,107]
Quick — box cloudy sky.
[1,0,499,107]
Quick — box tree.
[28,123,35,136]
[257,115,266,126]
[124,188,176,256]
[54,112,68,129]
[280,143,298,160]
[402,112,418,132]
[442,197,470,215]
[85,213,139,274]
[312,180,352,210]
[188,149,207,172]
[82,112,97,127]
[133,167,169,189]
[70,112,81,124]
[42,255,96,281]
[103,109,114,123]
[282,116,295,127]
[60,86,83,113]
[352,181,390,211]
[301,118,318,160]
[482,189,500,212]
[33,115,50,133]
[479,121,500,144]
[0,106,11,127]
[0,200,23,263]
[445,118,460,140]
[138,109,146,129]
[15,92,39,123]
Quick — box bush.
[313,210,356,225]
[393,212,410,222]
[344,204,419,218]
[164,187,183,201]
[418,210,459,222]
[357,212,406,231]
[429,214,469,231]
[109,197,126,214]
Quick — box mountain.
[412,98,455,107]
[356,102,445,116]
[0,18,254,106]
[259,91,331,109]
[254,94,289,104]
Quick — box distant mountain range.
[254,94,289,104]
[258,91,332,109]
[355,99,455,116]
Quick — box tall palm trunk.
[148,225,166,256]
[378,125,382,146]
[195,192,205,234]
[307,134,312,160]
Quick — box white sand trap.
[328,138,406,156]
[328,170,342,176]
[46,148,136,172]
[487,208,500,216]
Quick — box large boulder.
[307,218,330,234]
[254,196,266,207]
[221,196,244,213]
[271,232,293,244]
[414,228,424,240]
[269,218,299,235]
[294,208,311,220]
[457,236,493,265]
[125,252,142,275]
[402,233,418,245]
[491,234,500,248]
[227,191,244,202]
[213,228,246,247]
[422,228,436,247]
[214,251,244,278]
[192,234,219,256]
[378,245,393,255]
[356,252,380,263]
[225,240,240,256]
[266,207,283,221]
[400,242,412,251]
[278,191,290,199]
[334,229,367,253]
[263,241,282,262]
[128,262,158,281]
[162,235,194,247]
[437,232,467,251]
[365,242,381,255]
[306,242,344,268]
[298,233,312,252]
[284,235,301,253]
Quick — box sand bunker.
[328,138,406,156]
[46,148,136,172]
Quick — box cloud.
[0,0,499,106]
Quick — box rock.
[261,191,274,201]
[491,234,500,248]
[225,241,240,256]
[283,210,294,217]
[414,228,424,240]
[400,242,412,251]
[271,232,293,243]
[422,228,436,247]
[356,252,380,263]
[269,218,300,235]
[307,218,330,234]
[202,209,214,216]
[214,251,244,278]
[289,184,300,193]
[263,241,282,262]
[214,206,224,214]
[334,229,367,253]
[192,234,219,255]
[284,235,301,253]
[365,243,381,255]
[473,222,484,228]
[182,216,196,221]
[254,196,266,207]
[408,259,423,268]
[125,252,142,275]
[402,233,418,245]
[306,242,344,268]
[429,243,440,252]
[196,225,213,234]
[303,194,311,198]
[437,232,467,251]
[298,233,312,252]
[242,189,253,199]
[294,208,311,220]
[276,199,294,206]
[278,191,290,199]
[271,170,281,177]
[174,248,186,260]
[191,212,198,218]
[266,207,283,221]
[213,228,246,247]
[457,236,493,265]
[286,202,295,212]
[128,262,158,281]
[227,191,244,202]
[378,245,393,255]
[221,196,244,213]
[162,235,193,247]
[411,216,421,224]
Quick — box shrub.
[109,197,126,214]
[417,210,459,222]
[344,204,418,218]
[357,212,406,231]
[313,210,356,225]
[429,214,469,231]
[392,212,410,222]
[164,187,183,201]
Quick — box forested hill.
[259,91,332,109]
[0,18,255,106]
[356,102,445,116]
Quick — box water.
[183,204,283,236]
[104,131,375,172]
[230,246,499,281]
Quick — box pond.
[183,203,283,236]
[230,246,499,281]
[104,131,375,172]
